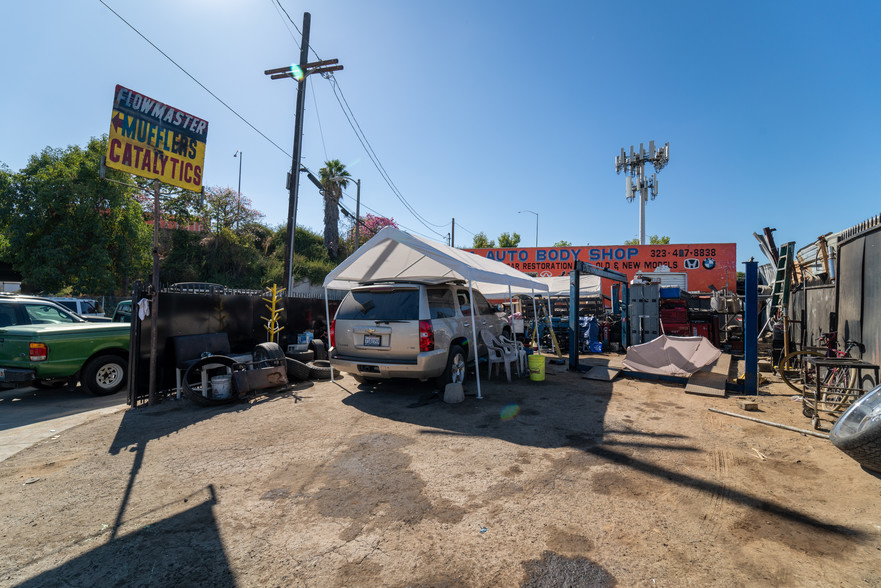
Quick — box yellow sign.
[105,85,208,191]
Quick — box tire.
[253,342,285,368]
[286,358,313,381]
[436,345,467,389]
[81,355,128,396]
[830,384,881,473]
[286,349,314,363]
[183,355,239,406]
[310,339,327,361]
[307,360,340,380]
[779,350,824,393]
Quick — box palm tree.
[318,159,350,259]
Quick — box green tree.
[0,137,150,294]
[159,186,271,289]
[472,232,495,248]
[554,240,572,247]
[319,159,350,259]
[265,224,338,286]
[498,232,521,248]
[624,235,670,245]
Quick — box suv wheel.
[438,345,467,388]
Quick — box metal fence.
[126,282,342,406]
[788,213,881,382]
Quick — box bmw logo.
[684,258,700,269]
[703,258,716,270]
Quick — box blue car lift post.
[569,261,629,372]
[743,259,759,395]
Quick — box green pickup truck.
[0,296,130,395]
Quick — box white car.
[48,297,107,320]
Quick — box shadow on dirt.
[14,485,234,587]
[341,368,866,540]
[0,384,125,433]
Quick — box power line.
[311,82,328,161]
[98,0,292,159]
[268,3,448,237]
[455,222,477,237]
[325,76,446,238]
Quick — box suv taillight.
[419,320,434,352]
[330,319,336,348]
[29,342,48,362]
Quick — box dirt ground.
[1,355,880,587]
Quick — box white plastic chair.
[500,334,527,377]
[480,330,518,382]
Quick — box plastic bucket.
[528,354,546,382]
[210,374,232,399]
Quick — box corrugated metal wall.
[789,285,835,349]
[789,214,880,373]
[834,215,881,368]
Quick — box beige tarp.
[622,335,722,378]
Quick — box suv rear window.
[336,289,419,321]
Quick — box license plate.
[363,335,381,346]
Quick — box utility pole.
[615,141,670,245]
[265,12,343,293]
[451,218,455,248]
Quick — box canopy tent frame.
[321,228,549,399]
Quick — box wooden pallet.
[685,353,732,397]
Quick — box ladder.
[769,241,795,319]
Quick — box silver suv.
[329,279,510,387]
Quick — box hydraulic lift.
[568,261,630,372]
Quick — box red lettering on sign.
[121,143,133,167]
[109,139,122,163]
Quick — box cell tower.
[615,141,670,245]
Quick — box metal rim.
[450,352,466,384]
[95,362,124,390]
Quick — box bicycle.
[781,332,864,422]
[779,332,859,394]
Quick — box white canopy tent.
[477,275,602,299]
[322,227,550,398]
[479,274,604,355]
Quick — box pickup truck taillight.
[419,320,435,352]
[329,319,335,348]
[29,342,48,362]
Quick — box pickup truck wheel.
[82,355,127,396]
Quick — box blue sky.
[2,1,879,267]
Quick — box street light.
[329,175,361,250]
[233,151,242,229]
[518,210,538,247]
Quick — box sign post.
[105,85,208,404]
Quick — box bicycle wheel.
[819,365,853,414]
[779,350,824,393]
